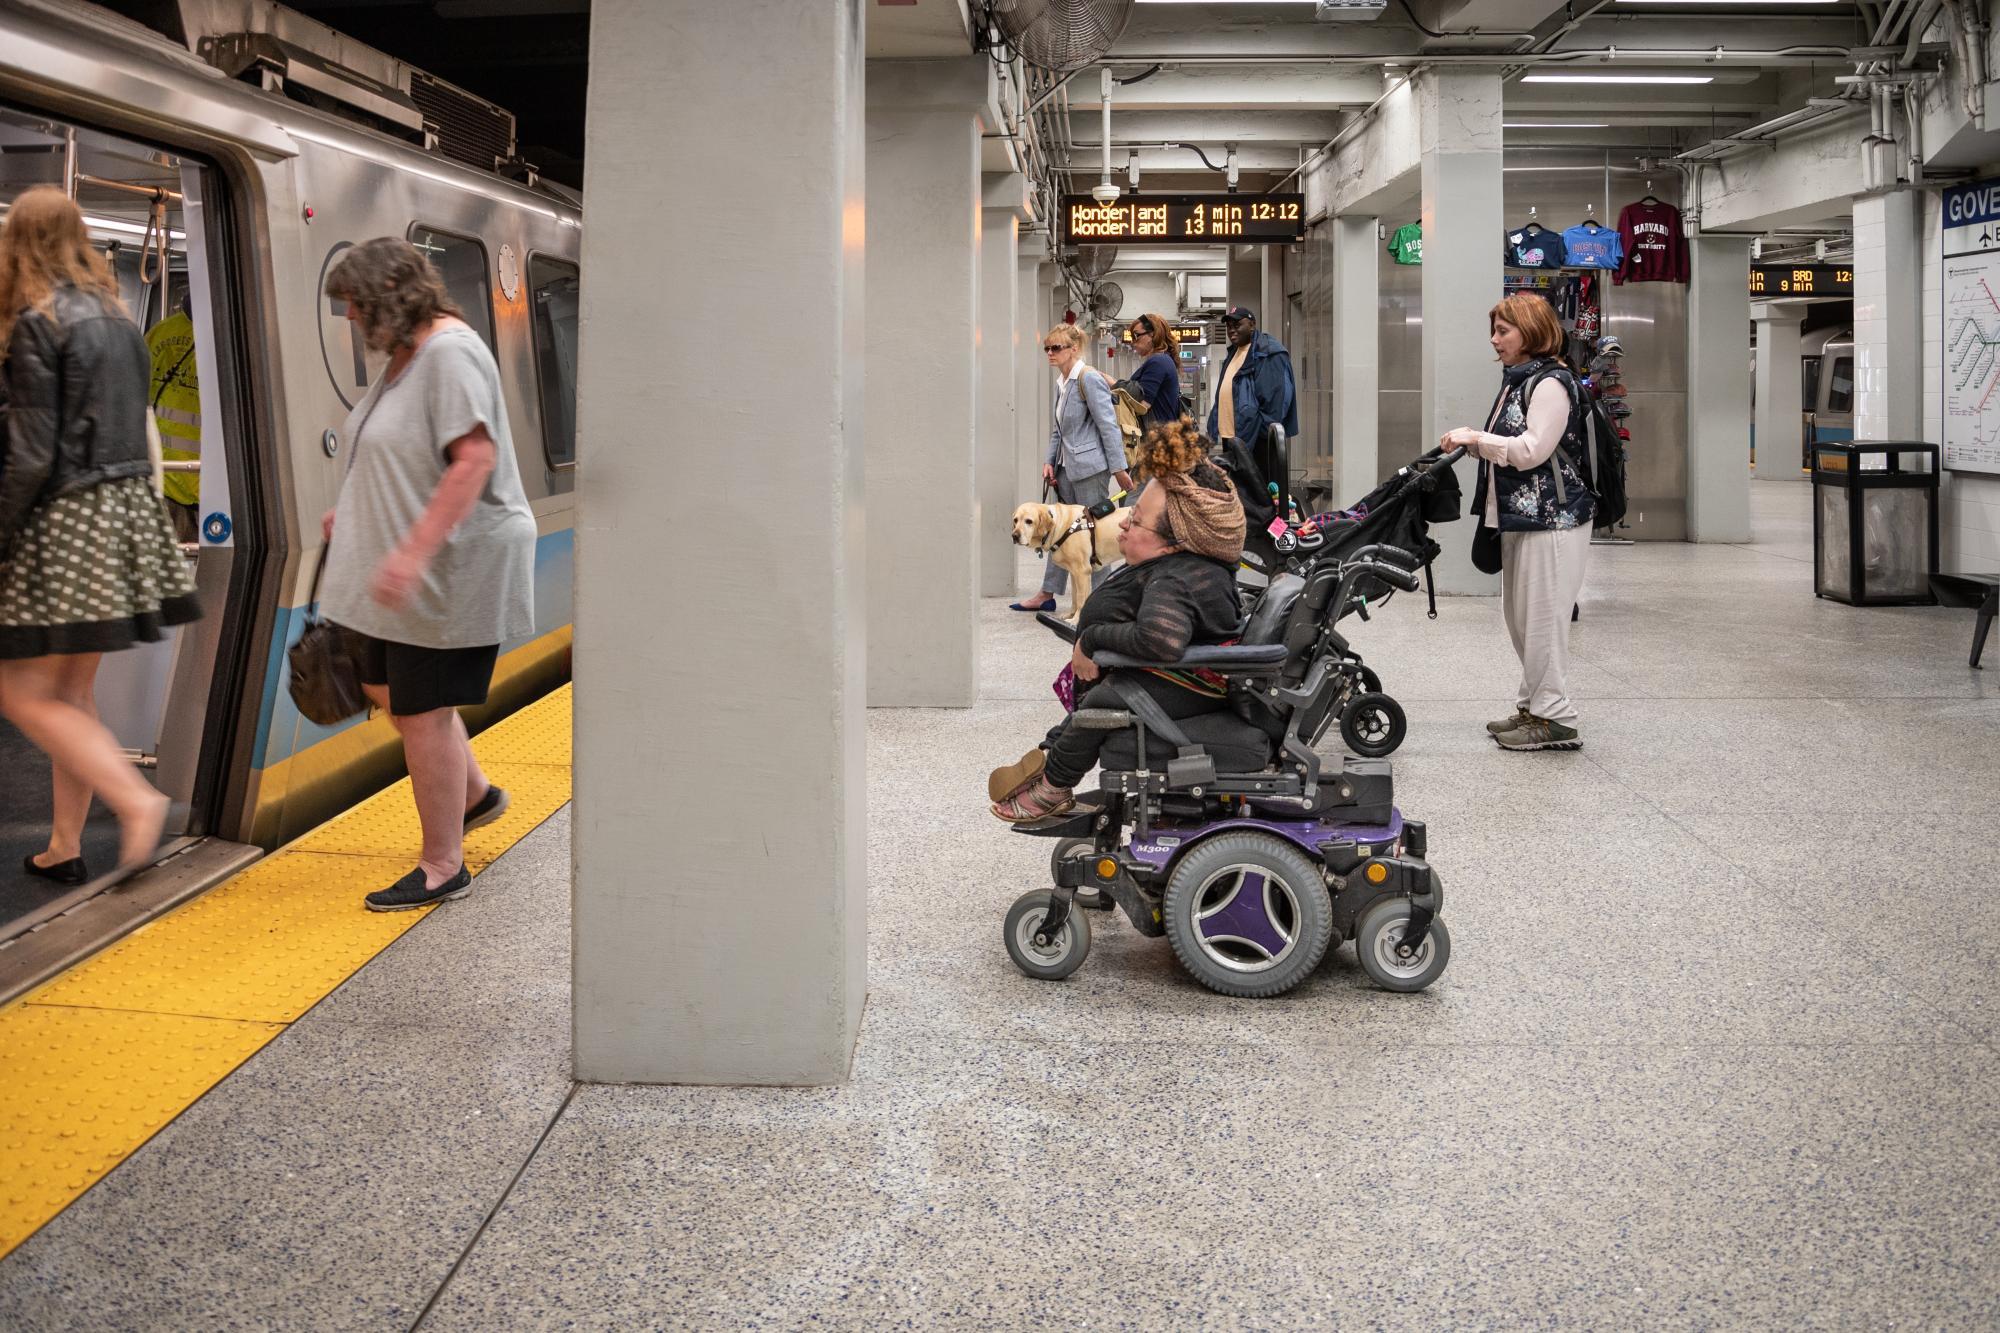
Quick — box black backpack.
[1530,366,1628,529]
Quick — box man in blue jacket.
[1205,307,1298,483]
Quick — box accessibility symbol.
[203,511,232,543]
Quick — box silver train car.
[1803,327,1855,456]
[1751,325,1854,471]
[0,2,578,913]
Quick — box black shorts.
[347,631,499,716]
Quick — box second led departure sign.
[1063,193,1306,246]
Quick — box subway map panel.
[1943,177,2000,474]
[1945,261,2000,473]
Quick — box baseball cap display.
[1222,306,1255,324]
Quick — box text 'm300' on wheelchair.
[1002,546,1450,999]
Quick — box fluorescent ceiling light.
[1504,122,1614,128]
[1521,74,1715,84]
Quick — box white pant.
[1500,524,1592,725]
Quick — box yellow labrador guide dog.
[1011,501,1130,621]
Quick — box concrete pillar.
[1853,190,1924,440]
[866,59,988,705]
[1687,233,1753,542]
[1752,303,1806,479]
[1228,247,1262,316]
[1261,247,1287,343]
[1418,69,1504,594]
[978,175,1027,597]
[572,0,866,1086]
[1331,214,1381,502]
[1017,255,1050,516]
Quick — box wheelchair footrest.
[1008,807,1101,839]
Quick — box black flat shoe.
[463,785,510,833]
[23,853,89,886]
[365,864,472,913]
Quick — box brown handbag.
[287,549,367,726]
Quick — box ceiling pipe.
[1091,46,1855,67]
[1269,65,1421,193]
[1092,67,1118,203]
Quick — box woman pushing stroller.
[991,419,1246,823]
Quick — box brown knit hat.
[1156,462,1246,563]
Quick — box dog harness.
[1052,512,1105,569]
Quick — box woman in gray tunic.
[320,239,536,911]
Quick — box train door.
[0,106,261,960]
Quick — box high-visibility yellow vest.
[145,311,201,507]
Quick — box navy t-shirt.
[1129,351,1183,426]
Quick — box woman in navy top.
[1125,313,1183,427]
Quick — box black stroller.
[1212,430,1467,757]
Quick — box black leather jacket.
[0,285,154,541]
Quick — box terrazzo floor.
[2,477,1996,1329]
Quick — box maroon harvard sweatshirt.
[1614,199,1689,284]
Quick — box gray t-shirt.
[321,326,537,648]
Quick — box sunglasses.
[1043,344,1066,353]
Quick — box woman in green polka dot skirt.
[0,188,201,885]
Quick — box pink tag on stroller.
[1053,664,1078,713]
[1266,516,1288,538]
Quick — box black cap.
[1222,306,1255,324]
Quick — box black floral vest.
[1470,360,1596,533]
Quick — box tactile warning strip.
[0,684,573,1261]
[0,1007,284,1254]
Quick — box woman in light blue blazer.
[1012,322,1134,612]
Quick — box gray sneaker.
[1485,708,1532,735]
[1494,715,1581,751]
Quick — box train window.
[1801,358,1820,412]
[1826,357,1853,414]
[527,255,579,468]
[407,225,495,351]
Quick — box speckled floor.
[3,479,1996,1329]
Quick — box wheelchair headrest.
[1241,573,1305,645]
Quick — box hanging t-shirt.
[1505,224,1567,269]
[1387,221,1423,265]
[1561,221,1622,270]
[1615,199,1689,284]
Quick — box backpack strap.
[1523,365,1589,504]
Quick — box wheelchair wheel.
[1051,838,1113,910]
[1004,890,1091,981]
[1339,691,1406,758]
[1352,898,1451,993]
[1161,833,1332,998]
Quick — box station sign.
[1118,323,1212,345]
[1063,193,1305,246]
[1748,264,1853,298]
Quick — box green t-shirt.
[1387,222,1423,265]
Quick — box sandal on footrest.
[991,775,1075,824]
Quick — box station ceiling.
[278,1,1870,219]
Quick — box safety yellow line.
[0,684,573,1260]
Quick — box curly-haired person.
[320,237,536,911]
[991,419,1246,823]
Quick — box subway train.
[1752,325,1854,471]
[0,1,577,967]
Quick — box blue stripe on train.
[250,528,574,772]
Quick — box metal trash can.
[1811,441,1938,606]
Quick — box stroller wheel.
[1162,833,1333,998]
[1339,691,1406,758]
[1004,890,1092,981]
[1352,898,1450,993]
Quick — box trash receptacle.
[1811,441,1938,606]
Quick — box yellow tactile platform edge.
[0,684,573,1260]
